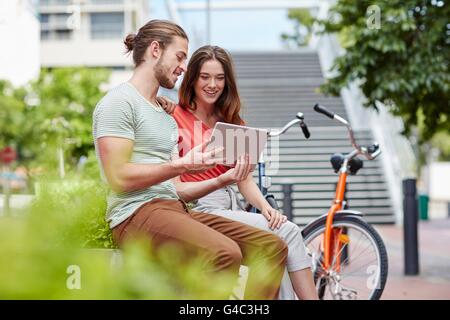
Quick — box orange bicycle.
[248,105,388,299]
[300,104,388,300]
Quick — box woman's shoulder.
[173,105,195,124]
[173,104,183,115]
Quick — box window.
[40,14,50,33]
[53,13,72,29]
[40,0,71,5]
[40,13,72,40]
[40,30,72,40]
[90,12,124,39]
[40,14,49,24]
[41,30,50,40]
[55,30,71,40]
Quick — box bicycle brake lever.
[364,143,381,160]
[368,148,382,160]
[300,122,311,139]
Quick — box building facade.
[39,0,149,85]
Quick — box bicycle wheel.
[302,215,388,300]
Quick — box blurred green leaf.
[0,67,110,176]
[0,178,239,299]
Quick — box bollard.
[282,184,293,221]
[448,202,450,218]
[403,178,419,275]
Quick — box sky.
[149,0,297,52]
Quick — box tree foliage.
[0,81,27,149]
[0,67,110,172]
[316,0,449,142]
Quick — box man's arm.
[97,137,219,193]
[97,136,186,193]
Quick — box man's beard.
[154,58,175,89]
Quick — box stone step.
[270,176,386,184]
[233,51,394,224]
[266,182,391,192]
[289,206,394,216]
[268,189,391,199]
[263,168,384,177]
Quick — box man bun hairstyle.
[124,19,188,66]
[124,33,136,52]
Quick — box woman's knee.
[279,221,304,241]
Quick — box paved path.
[375,219,450,299]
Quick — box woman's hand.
[261,205,287,230]
[218,155,254,186]
[156,96,177,115]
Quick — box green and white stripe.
[93,82,179,229]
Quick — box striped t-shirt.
[93,82,179,229]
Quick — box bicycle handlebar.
[268,112,311,139]
[313,104,335,119]
[313,104,381,160]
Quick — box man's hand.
[218,155,254,186]
[261,205,288,230]
[173,140,224,173]
[156,96,177,114]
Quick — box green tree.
[281,9,315,47]
[316,0,449,142]
[0,68,110,174]
[29,67,110,168]
[0,80,27,151]
[430,132,450,161]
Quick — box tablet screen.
[205,122,268,166]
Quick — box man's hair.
[124,19,188,66]
[178,45,244,126]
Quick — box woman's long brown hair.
[178,45,244,125]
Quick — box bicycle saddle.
[330,153,363,175]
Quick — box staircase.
[232,50,395,225]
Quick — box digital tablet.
[205,122,268,166]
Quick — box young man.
[92,20,288,299]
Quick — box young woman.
[164,45,318,300]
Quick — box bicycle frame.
[323,166,348,270]
[254,105,381,275]
[248,156,267,213]
[312,104,381,271]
